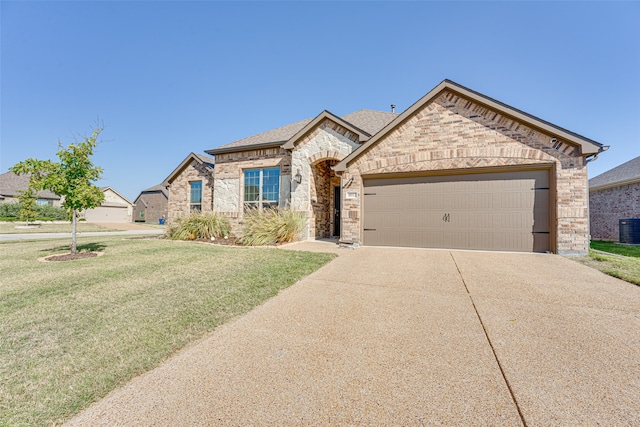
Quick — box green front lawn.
[0,222,123,234]
[0,237,335,426]
[590,240,640,257]
[571,240,640,286]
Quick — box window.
[190,181,202,212]
[244,168,280,211]
[36,199,53,206]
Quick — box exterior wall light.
[294,170,302,184]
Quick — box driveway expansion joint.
[449,251,528,427]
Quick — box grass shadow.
[41,242,108,253]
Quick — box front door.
[333,186,341,237]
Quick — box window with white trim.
[243,168,280,211]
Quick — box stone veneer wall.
[290,119,360,239]
[212,148,291,232]
[167,161,214,221]
[309,159,340,239]
[341,90,590,255]
[590,182,640,241]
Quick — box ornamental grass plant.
[239,207,306,246]
[165,212,231,241]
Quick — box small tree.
[11,127,105,253]
[17,187,38,225]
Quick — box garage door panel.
[363,170,550,252]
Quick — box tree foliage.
[17,188,38,225]
[10,127,105,253]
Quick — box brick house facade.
[589,156,640,241]
[167,80,606,254]
[166,153,215,221]
[133,183,168,224]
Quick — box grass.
[0,237,336,426]
[590,240,640,258]
[570,240,640,286]
[0,222,123,234]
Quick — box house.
[165,153,215,219]
[0,171,62,206]
[133,182,168,224]
[83,187,133,223]
[169,80,607,255]
[589,156,640,241]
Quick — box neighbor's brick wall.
[590,182,640,240]
[342,90,589,254]
[133,192,168,224]
[167,161,214,221]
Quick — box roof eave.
[205,141,284,156]
[590,177,640,192]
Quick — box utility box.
[619,218,640,244]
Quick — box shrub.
[0,203,68,221]
[0,203,20,218]
[165,212,231,241]
[239,208,306,246]
[36,204,69,220]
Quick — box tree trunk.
[71,209,77,254]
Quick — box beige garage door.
[84,206,129,223]
[363,170,550,252]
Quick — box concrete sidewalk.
[66,245,640,426]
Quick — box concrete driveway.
[67,245,640,426]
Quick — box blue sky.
[1,1,638,201]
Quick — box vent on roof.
[391,104,396,113]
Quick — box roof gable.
[282,110,372,150]
[589,155,640,191]
[165,152,215,185]
[206,110,397,156]
[335,79,606,172]
[101,187,133,206]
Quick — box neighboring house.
[589,156,640,241]
[0,171,62,206]
[165,153,215,219]
[133,182,168,223]
[169,79,607,255]
[83,187,133,223]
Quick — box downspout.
[585,144,610,250]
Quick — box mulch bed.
[40,251,103,262]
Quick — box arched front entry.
[309,158,341,239]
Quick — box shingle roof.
[340,110,398,136]
[215,118,313,150]
[0,171,60,199]
[589,156,640,190]
[138,182,169,198]
[210,110,397,153]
